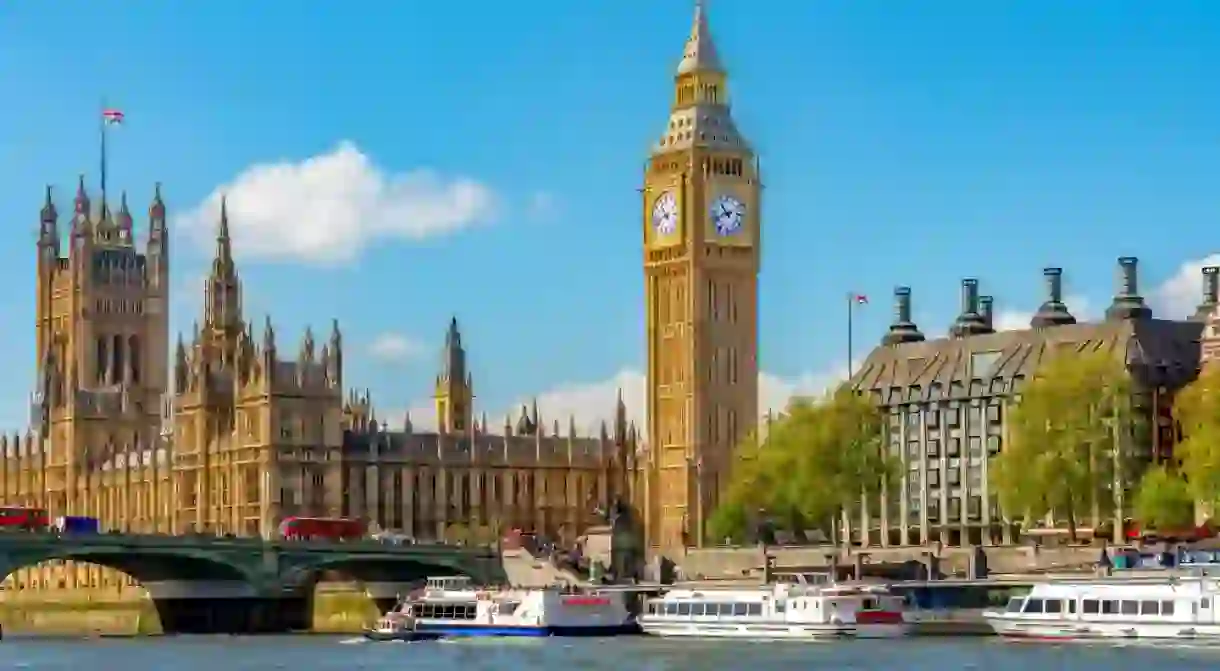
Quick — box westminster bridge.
[0,532,505,633]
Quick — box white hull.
[640,619,909,640]
[987,614,1220,643]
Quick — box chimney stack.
[1119,256,1139,297]
[1105,256,1151,321]
[882,286,925,346]
[1045,267,1063,304]
[895,286,912,324]
[1194,266,1220,321]
[950,278,989,338]
[979,295,995,333]
[1031,267,1076,328]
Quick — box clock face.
[711,194,746,236]
[652,192,679,235]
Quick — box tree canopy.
[989,349,1136,540]
[1132,464,1195,531]
[707,388,892,544]
[1173,363,1220,513]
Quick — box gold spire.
[677,0,723,75]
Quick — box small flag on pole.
[102,109,125,125]
[854,294,869,305]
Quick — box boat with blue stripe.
[380,576,638,639]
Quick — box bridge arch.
[0,548,259,587]
[0,548,269,634]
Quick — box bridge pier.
[153,597,310,634]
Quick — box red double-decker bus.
[0,506,49,531]
[278,516,365,541]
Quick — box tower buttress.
[434,317,473,433]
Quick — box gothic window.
[96,336,108,383]
[128,335,141,384]
[112,334,124,383]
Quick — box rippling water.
[2,636,1220,670]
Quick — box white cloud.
[368,333,426,363]
[177,142,499,265]
[991,295,1094,332]
[393,365,853,438]
[1151,253,1220,319]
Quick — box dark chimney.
[1105,256,1151,321]
[979,295,995,333]
[882,286,925,345]
[1031,267,1076,328]
[951,278,989,338]
[1045,267,1063,303]
[1194,266,1220,321]
[1119,256,1139,297]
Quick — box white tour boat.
[387,576,638,638]
[984,575,1220,642]
[639,572,910,640]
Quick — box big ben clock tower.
[642,1,760,550]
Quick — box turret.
[38,185,59,259]
[327,318,342,389]
[146,183,169,284]
[114,191,134,244]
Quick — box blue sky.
[1,1,1219,433]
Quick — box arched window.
[95,337,108,385]
[112,334,124,384]
[128,335,141,384]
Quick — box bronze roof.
[848,317,1204,404]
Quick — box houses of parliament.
[3,1,759,594]
[3,181,640,593]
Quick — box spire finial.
[74,175,89,214]
[677,0,723,75]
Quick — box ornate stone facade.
[3,182,638,595]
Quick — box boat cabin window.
[1044,600,1062,614]
[862,598,876,610]
[655,601,760,618]
[425,576,473,591]
[1139,600,1159,616]
[1082,599,1099,614]
[1067,600,1076,614]
[1120,601,1138,616]
[1161,601,1175,616]
[1005,597,1025,613]
[412,602,477,620]
[1203,598,1211,609]
[1022,598,1044,614]
[1102,600,1118,614]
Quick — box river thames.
[1,636,1219,670]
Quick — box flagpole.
[847,292,854,378]
[99,98,108,214]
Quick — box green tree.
[709,388,893,545]
[990,349,1136,542]
[1173,364,1220,514]
[1132,464,1195,530]
[706,500,752,544]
